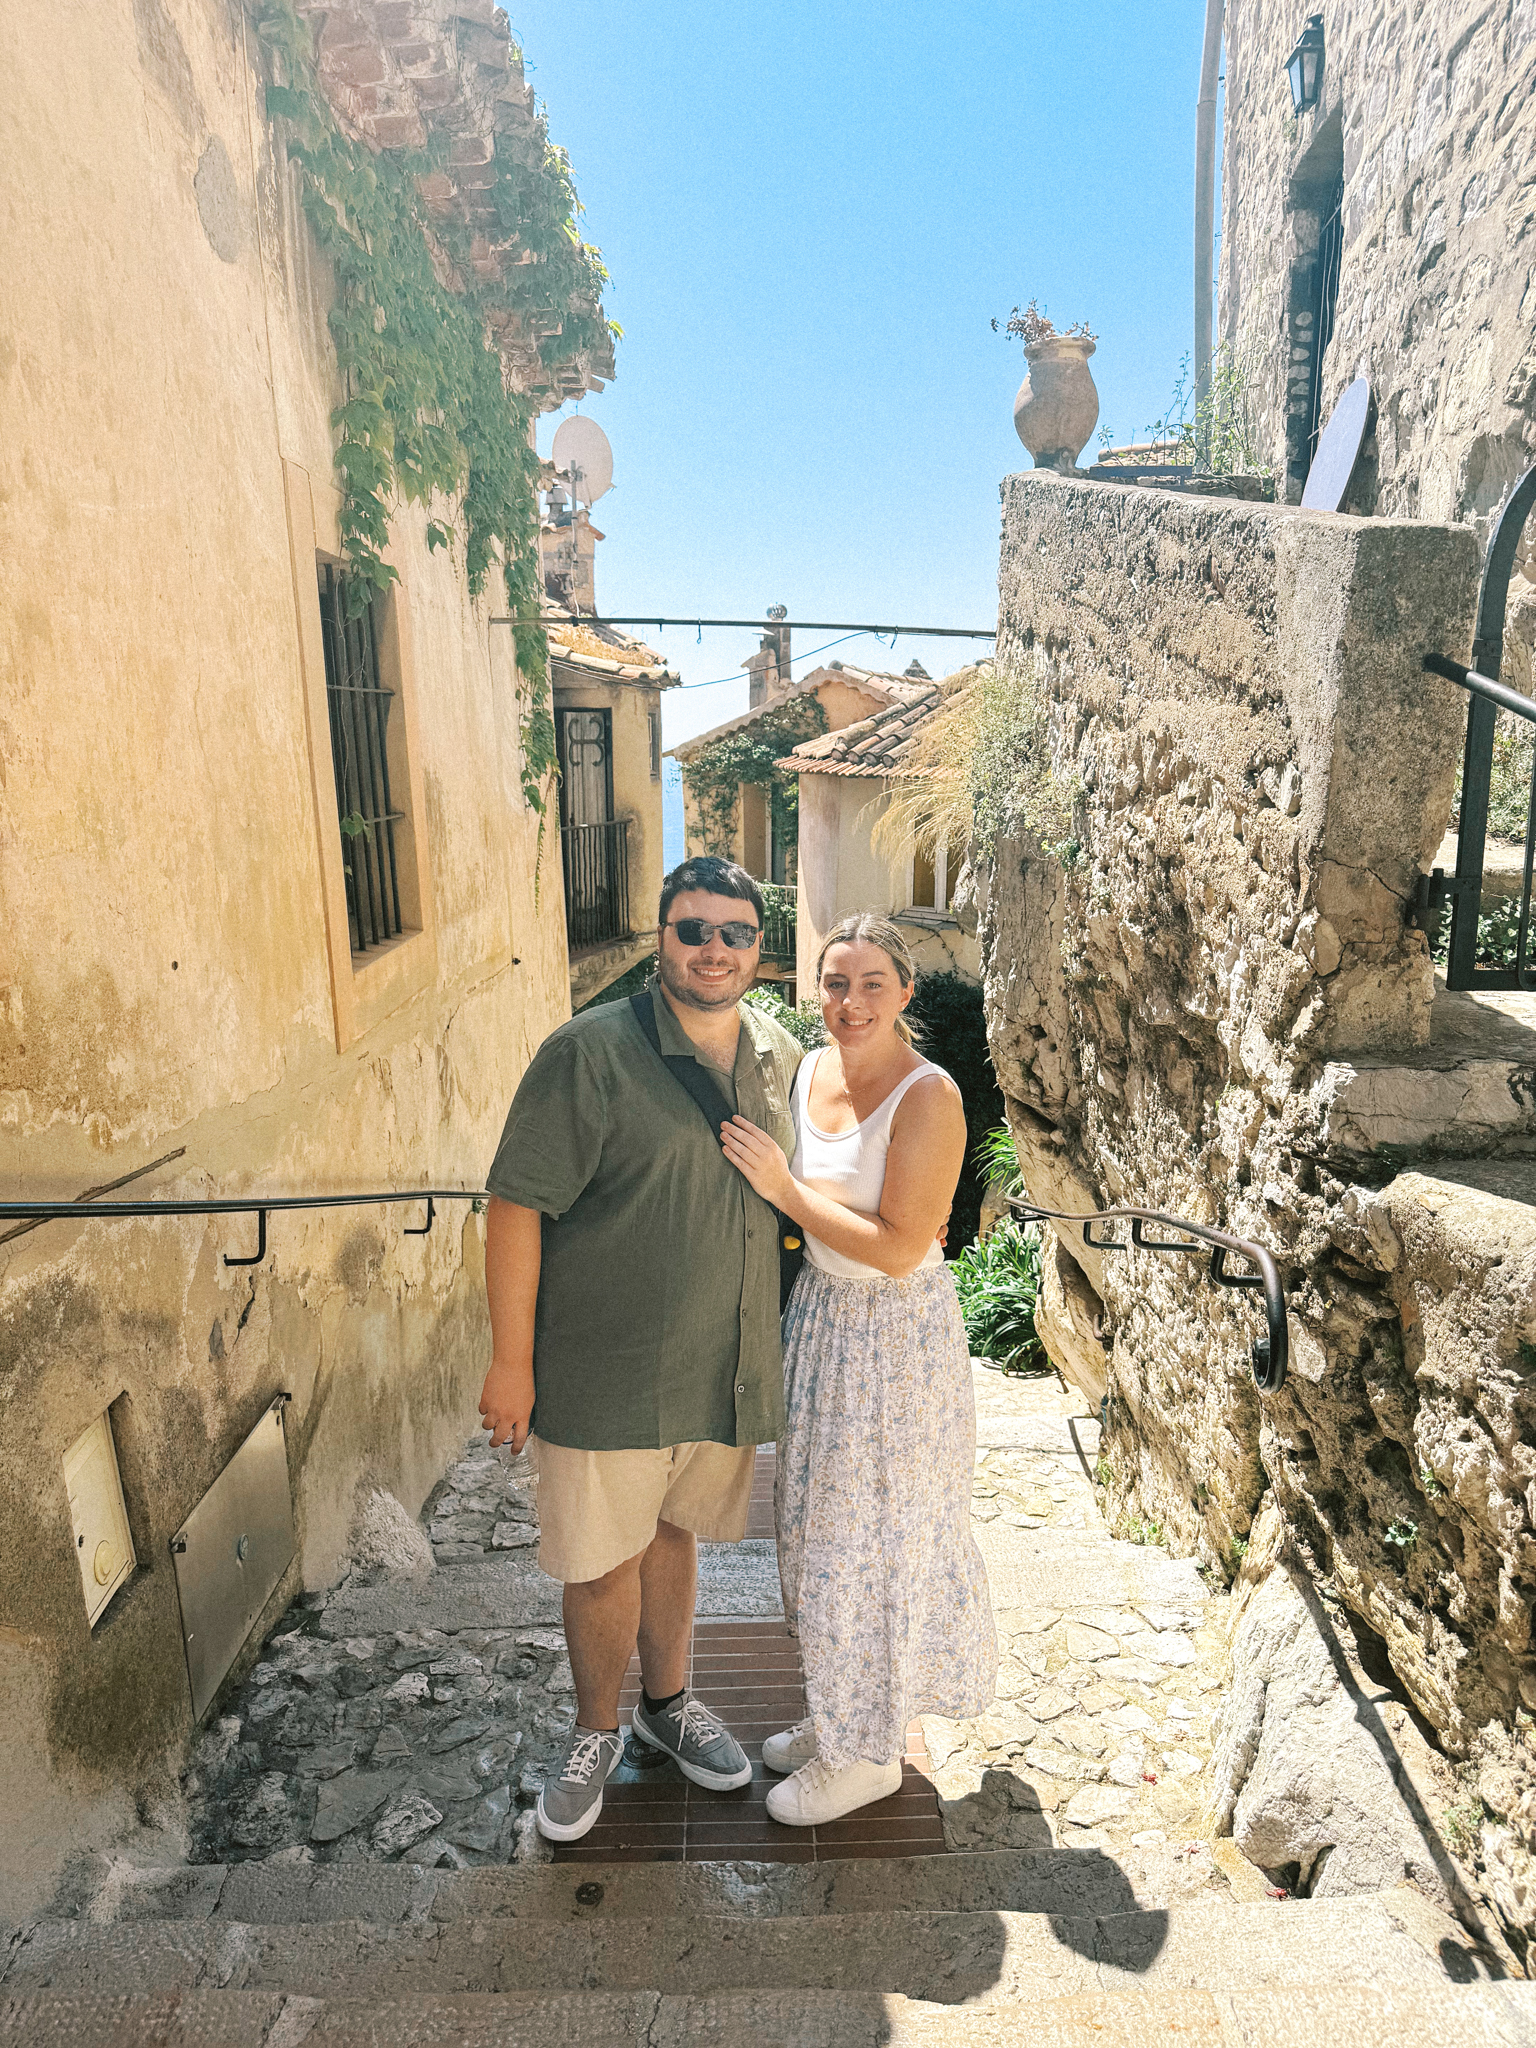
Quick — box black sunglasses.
[663,917,762,949]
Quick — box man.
[479,855,804,1842]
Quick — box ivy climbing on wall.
[680,696,829,856]
[254,0,615,818]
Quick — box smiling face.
[817,939,913,1050]
[657,888,762,1012]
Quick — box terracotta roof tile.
[667,668,930,763]
[781,683,949,778]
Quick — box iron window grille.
[317,563,407,955]
[1306,177,1345,470]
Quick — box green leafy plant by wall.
[974,1120,1024,1199]
[951,1221,1048,1373]
[681,697,828,855]
[1099,346,1271,477]
[255,0,614,818]
[742,985,828,1049]
[874,663,1077,870]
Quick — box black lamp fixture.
[1286,14,1326,114]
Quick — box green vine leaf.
[680,696,829,857]
[255,0,605,821]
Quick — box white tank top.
[790,1047,949,1278]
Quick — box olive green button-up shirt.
[486,984,803,1452]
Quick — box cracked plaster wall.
[978,472,1536,1949]
[0,0,570,1914]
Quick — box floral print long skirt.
[776,1262,998,1770]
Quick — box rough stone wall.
[1220,0,1536,527]
[979,471,1536,1949]
[0,0,573,1912]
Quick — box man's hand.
[482,1198,542,1453]
[480,1355,535,1452]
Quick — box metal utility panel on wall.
[64,1410,137,1626]
[171,1397,296,1720]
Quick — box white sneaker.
[762,1718,817,1775]
[765,1755,903,1827]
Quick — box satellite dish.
[1301,378,1373,512]
[551,415,613,505]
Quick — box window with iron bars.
[317,563,410,955]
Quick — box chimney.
[538,492,602,613]
[748,606,792,707]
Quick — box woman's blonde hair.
[814,913,921,1046]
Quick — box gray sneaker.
[535,1725,625,1842]
[631,1689,753,1790]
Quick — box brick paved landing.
[554,1454,947,1865]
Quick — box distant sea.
[663,758,684,871]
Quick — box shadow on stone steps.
[1,1981,1533,2048]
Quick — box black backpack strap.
[629,990,733,1131]
[632,991,805,1311]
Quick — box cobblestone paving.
[924,1369,1260,1903]
[187,1374,1260,1904]
[186,1446,574,1872]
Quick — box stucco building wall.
[1219,0,1536,553]
[794,776,980,992]
[0,0,570,1912]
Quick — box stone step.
[85,1845,1231,1927]
[1,1981,1533,2047]
[313,1539,784,1639]
[0,1892,1486,2005]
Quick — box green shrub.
[742,985,827,1049]
[1431,892,1527,975]
[951,1221,1048,1374]
[974,1120,1023,1198]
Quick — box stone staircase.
[4,1368,1527,2044]
[2,1852,1530,2043]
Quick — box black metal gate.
[1415,465,1536,988]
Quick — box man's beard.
[657,949,751,1012]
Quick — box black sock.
[642,1685,685,1716]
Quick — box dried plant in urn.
[993,299,1099,473]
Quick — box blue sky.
[517,0,1215,750]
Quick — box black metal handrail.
[0,1190,485,1267]
[1007,1197,1288,1393]
[1413,465,1536,990]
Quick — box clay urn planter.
[1013,335,1099,473]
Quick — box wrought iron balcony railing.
[562,817,632,954]
[759,882,797,963]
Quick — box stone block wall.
[1220,0,1536,526]
[976,475,1536,1950]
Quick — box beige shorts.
[528,1435,758,1584]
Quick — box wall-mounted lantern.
[1286,15,1326,115]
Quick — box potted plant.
[994,299,1099,473]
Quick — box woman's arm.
[719,1074,967,1279]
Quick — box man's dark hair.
[657,856,764,930]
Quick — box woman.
[720,913,998,1825]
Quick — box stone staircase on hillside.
[3,1370,1526,2043]
[1,1856,1529,2044]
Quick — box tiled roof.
[666,667,928,763]
[781,683,948,778]
[547,614,678,687]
